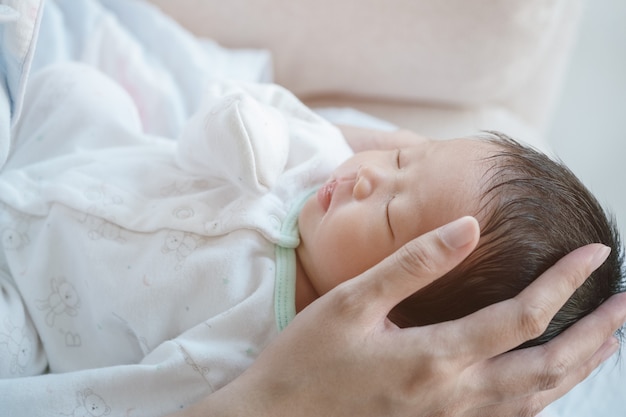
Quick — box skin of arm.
[169,217,626,417]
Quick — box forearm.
[168,367,288,417]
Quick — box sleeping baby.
[0,63,622,415]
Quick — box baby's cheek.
[334,247,387,286]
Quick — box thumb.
[351,216,480,314]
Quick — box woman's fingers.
[478,291,626,400]
[468,336,620,417]
[343,216,480,316]
[535,289,626,377]
[232,217,480,417]
[525,335,620,415]
[438,244,613,363]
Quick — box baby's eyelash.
[386,196,395,238]
[396,149,401,168]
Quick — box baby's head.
[388,132,624,347]
[297,131,623,347]
[297,134,490,302]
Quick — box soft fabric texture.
[0,63,351,416]
[0,0,44,169]
[1,2,619,417]
[0,0,353,415]
[0,54,351,417]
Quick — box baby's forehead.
[456,135,503,149]
[418,136,502,160]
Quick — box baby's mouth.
[317,179,336,212]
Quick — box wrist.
[172,367,292,417]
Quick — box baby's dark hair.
[389,132,625,348]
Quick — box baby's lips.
[317,179,336,212]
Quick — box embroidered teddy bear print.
[1,226,30,250]
[161,230,203,270]
[79,185,127,242]
[0,204,32,251]
[0,318,34,375]
[68,388,111,417]
[82,214,126,242]
[36,277,81,327]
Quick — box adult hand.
[176,216,626,417]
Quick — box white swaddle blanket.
[0,0,355,413]
[0,1,622,416]
[0,62,352,415]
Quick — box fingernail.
[590,245,611,270]
[438,216,478,249]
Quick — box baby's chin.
[297,193,321,241]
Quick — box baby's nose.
[352,165,385,200]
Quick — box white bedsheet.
[0,0,622,416]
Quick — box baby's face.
[297,137,495,298]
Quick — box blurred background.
[546,1,626,415]
[547,0,626,240]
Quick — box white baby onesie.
[0,63,352,416]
